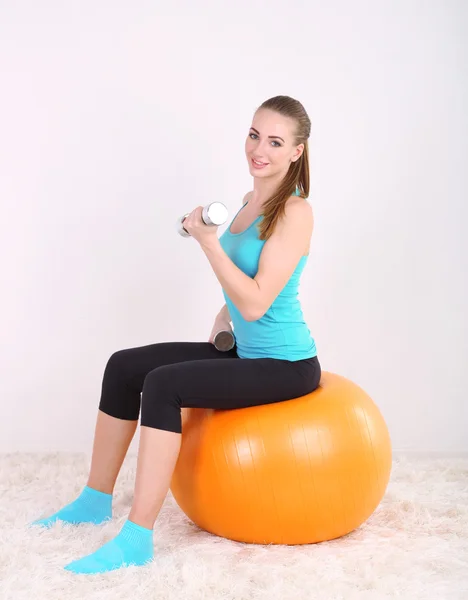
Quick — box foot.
[29,485,112,528]
[64,519,154,574]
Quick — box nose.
[250,140,268,160]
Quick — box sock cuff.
[83,485,113,499]
[123,519,153,542]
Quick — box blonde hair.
[254,95,311,241]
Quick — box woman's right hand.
[208,316,233,345]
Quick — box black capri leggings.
[98,342,321,434]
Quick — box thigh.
[110,341,238,392]
[149,356,321,410]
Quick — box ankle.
[86,481,114,496]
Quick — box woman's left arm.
[200,200,313,322]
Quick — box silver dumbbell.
[213,329,236,352]
[177,202,229,237]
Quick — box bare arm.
[201,198,312,321]
[217,303,231,323]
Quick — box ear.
[293,143,304,161]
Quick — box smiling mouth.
[251,158,269,167]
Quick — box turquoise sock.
[30,485,112,528]
[64,519,154,574]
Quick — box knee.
[99,349,142,421]
[140,366,182,433]
[141,365,179,405]
[103,349,134,385]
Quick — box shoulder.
[283,196,314,228]
[242,190,313,225]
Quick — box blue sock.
[30,485,112,528]
[64,519,154,574]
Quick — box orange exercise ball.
[170,371,392,545]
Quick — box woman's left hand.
[182,206,219,246]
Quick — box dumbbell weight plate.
[202,202,229,226]
[213,330,236,352]
[177,213,191,237]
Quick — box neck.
[251,168,290,206]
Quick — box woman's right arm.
[216,303,231,323]
[209,303,232,344]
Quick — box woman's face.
[245,109,303,179]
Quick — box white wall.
[1,1,466,455]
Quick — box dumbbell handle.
[177,202,229,237]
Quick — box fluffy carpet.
[0,453,467,600]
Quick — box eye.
[249,133,281,147]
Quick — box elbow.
[242,312,258,322]
[242,306,265,322]
[241,291,268,322]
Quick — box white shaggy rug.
[1,453,467,600]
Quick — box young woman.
[31,95,321,574]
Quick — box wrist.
[200,236,220,253]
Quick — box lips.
[252,158,268,166]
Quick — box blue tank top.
[218,189,317,361]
